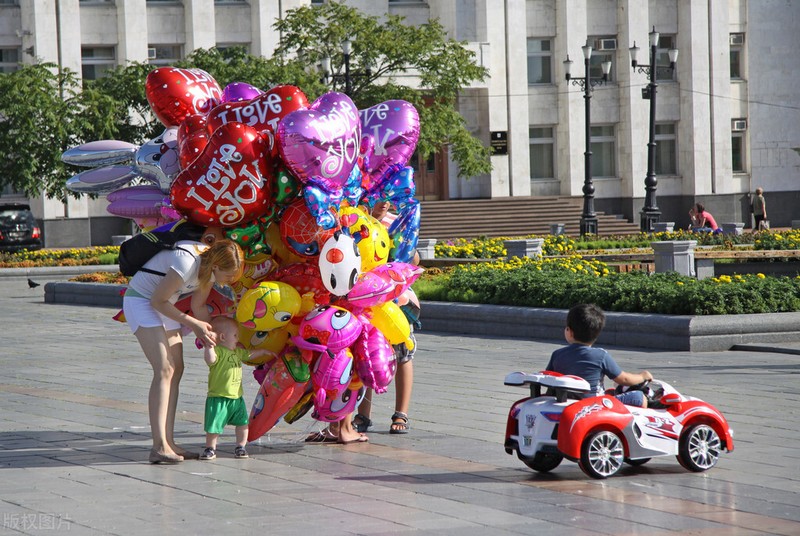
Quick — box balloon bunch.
[62,67,424,441]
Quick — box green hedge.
[416,259,800,315]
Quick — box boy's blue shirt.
[546,343,623,396]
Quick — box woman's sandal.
[353,413,374,433]
[389,412,410,434]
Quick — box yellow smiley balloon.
[339,206,391,272]
[367,300,414,350]
[236,281,302,332]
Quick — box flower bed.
[415,256,800,315]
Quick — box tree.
[0,63,85,200]
[273,1,492,179]
[0,2,490,199]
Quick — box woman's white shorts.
[122,295,181,334]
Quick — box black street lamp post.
[564,44,611,236]
[321,38,369,96]
[630,27,678,232]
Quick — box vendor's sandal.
[353,413,374,433]
[338,434,369,445]
[390,412,410,434]
[304,429,338,443]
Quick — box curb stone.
[41,281,800,352]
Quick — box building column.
[117,0,147,63]
[616,0,648,202]
[506,0,531,197]
[556,0,589,198]
[185,0,215,53]
[676,1,714,196]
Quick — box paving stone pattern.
[1,273,799,535]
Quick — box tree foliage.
[273,1,492,178]
[0,63,83,200]
[0,1,490,199]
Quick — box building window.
[0,47,20,73]
[732,132,746,173]
[529,127,555,179]
[654,123,677,175]
[589,36,616,82]
[590,125,616,177]
[148,44,182,65]
[0,0,20,5]
[730,33,744,79]
[527,38,552,85]
[656,34,677,82]
[81,46,116,81]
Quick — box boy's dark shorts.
[204,396,249,434]
[615,390,644,407]
[394,331,417,365]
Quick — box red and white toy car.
[504,371,734,479]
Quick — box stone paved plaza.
[1,272,799,535]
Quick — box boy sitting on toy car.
[546,304,653,407]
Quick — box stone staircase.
[418,196,641,239]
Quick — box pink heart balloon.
[358,100,420,187]
[278,92,361,192]
[170,122,273,227]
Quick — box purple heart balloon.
[278,92,361,192]
[221,82,263,103]
[358,100,420,187]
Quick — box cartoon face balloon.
[238,324,291,366]
[134,128,181,193]
[339,206,391,272]
[318,231,361,296]
[311,349,365,423]
[278,199,337,258]
[236,281,302,331]
[292,304,364,354]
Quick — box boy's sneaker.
[234,446,249,459]
[199,447,216,460]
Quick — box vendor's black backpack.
[118,221,205,276]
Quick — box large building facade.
[1,0,798,245]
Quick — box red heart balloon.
[145,67,222,127]
[206,85,309,157]
[170,122,274,227]
[177,113,210,169]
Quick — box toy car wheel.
[678,424,721,472]
[579,430,624,479]
[522,452,563,473]
[624,457,651,466]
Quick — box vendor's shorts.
[204,396,249,434]
[615,390,645,407]
[394,331,417,365]
[122,294,181,334]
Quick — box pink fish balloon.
[353,324,397,394]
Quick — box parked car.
[0,203,43,252]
